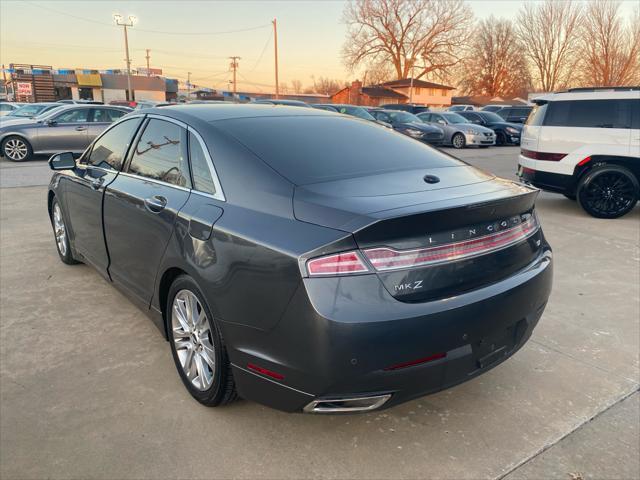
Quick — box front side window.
[54,109,90,123]
[128,119,189,187]
[188,131,216,195]
[84,117,143,170]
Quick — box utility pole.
[145,49,151,76]
[409,57,416,104]
[114,14,136,102]
[273,18,279,99]
[187,72,192,98]
[229,56,240,94]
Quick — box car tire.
[2,136,32,162]
[452,133,466,149]
[167,275,237,407]
[496,132,505,146]
[50,197,80,265]
[577,165,639,219]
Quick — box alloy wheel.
[4,138,28,161]
[171,289,216,391]
[580,170,636,217]
[52,202,68,256]
[452,133,465,149]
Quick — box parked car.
[0,104,130,161]
[457,111,523,146]
[312,104,338,112]
[496,106,533,124]
[315,104,391,128]
[448,105,475,112]
[57,99,104,105]
[379,103,430,114]
[133,100,174,110]
[481,105,509,112]
[369,109,444,145]
[47,104,552,413]
[518,87,639,218]
[418,111,495,148]
[251,99,310,107]
[3,102,62,119]
[0,102,21,116]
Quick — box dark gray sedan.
[47,105,552,413]
[418,111,495,148]
[0,104,130,161]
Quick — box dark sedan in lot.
[0,104,130,161]
[369,109,445,145]
[47,105,552,413]
[458,111,523,146]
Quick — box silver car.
[0,104,130,161]
[418,111,496,149]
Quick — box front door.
[103,117,191,304]
[63,116,144,273]
[43,107,91,153]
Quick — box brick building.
[331,81,407,106]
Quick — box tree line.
[339,0,640,97]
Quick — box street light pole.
[114,14,136,102]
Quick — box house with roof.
[381,78,455,107]
[451,95,530,107]
[330,80,407,106]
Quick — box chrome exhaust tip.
[303,394,392,413]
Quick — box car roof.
[140,104,334,123]
[533,89,639,103]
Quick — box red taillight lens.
[384,352,446,371]
[306,251,370,276]
[247,363,285,380]
[363,215,539,271]
[521,149,566,161]
[577,156,591,166]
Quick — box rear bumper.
[224,248,553,413]
[517,160,575,194]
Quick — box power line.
[24,2,271,36]
[247,31,273,73]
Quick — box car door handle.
[90,177,104,190]
[75,126,87,131]
[144,195,167,213]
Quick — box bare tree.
[578,0,640,86]
[458,17,531,97]
[516,0,582,91]
[342,0,474,81]
[364,60,394,85]
[290,80,303,94]
[304,76,344,95]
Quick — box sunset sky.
[1,1,637,93]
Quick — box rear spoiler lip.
[342,185,539,234]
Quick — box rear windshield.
[214,116,463,184]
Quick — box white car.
[447,104,475,112]
[517,87,639,218]
[0,102,21,117]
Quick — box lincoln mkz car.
[47,105,553,413]
[0,104,130,161]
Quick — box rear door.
[62,116,144,273]
[103,116,191,304]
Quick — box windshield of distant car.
[448,106,465,111]
[8,104,52,117]
[34,106,66,119]
[385,110,421,123]
[216,116,463,185]
[477,112,504,123]
[338,106,375,121]
[441,113,467,124]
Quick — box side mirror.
[49,152,76,171]
[46,119,57,126]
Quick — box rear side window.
[85,117,143,170]
[544,100,631,128]
[215,116,463,185]
[128,119,190,187]
[631,99,640,130]
[188,131,216,195]
[526,104,548,126]
[92,108,126,123]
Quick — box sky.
[0,1,637,93]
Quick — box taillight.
[521,149,566,161]
[306,251,370,276]
[363,215,539,271]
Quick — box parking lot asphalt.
[1,147,638,479]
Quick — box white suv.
[517,87,639,218]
